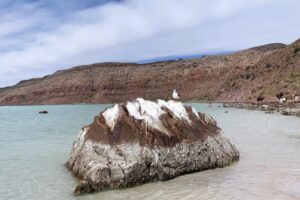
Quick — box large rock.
[66,98,239,195]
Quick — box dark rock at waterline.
[276,92,284,100]
[257,96,265,102]
[38,111,48,114]
[66,98,239,195]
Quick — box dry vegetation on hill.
[0,39,299,105]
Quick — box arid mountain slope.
[0,40,299,105]
[219,39,300,102]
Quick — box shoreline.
[1,101,300,117]
[222,102,300,117]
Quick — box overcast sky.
[0,0,299,87]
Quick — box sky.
[0,0,300,87]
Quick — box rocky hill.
[0,39,299,105]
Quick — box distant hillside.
[0,40,299,105]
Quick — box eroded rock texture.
[66,99,239,194]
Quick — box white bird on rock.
[172,89,180,100]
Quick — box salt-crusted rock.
[66,98,239,195]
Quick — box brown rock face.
[85,100,219,147]
[66,99,239,194]
[1,40,299,105]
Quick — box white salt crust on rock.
[103,98,191,132]
[66,98,239,195]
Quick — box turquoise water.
[0,104,300,200]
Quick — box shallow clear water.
[0,104,300,200]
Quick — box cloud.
[0,0,299,87]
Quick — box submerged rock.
[66,98,239,195]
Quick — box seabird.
[172,89,180,99]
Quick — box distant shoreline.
[1,101,299,118]
[222,102,300,117]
